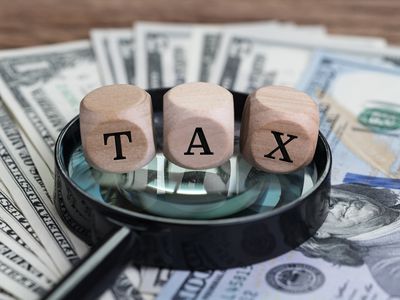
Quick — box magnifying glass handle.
[44,226,136,300]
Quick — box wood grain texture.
[240,86,319,173]
[80,84,155,173]
[0,0,399,48]
[163,82,234,169]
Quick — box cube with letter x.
[240,86,319,173]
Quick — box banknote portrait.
[299,183,400,296]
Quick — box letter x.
[264,131,298,163]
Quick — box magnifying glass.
[47,89,331,299]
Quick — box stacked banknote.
[0,20,399,299]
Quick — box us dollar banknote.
[0,229,54,290]
[0,110,87,273]
[159,252,387,299]
[139,267,173,295]
[158,52,400,299]
[210,32,400,93]
[158,180,400,299]
[1,42,142,299]
[0,40,101,169]
[100,267,142,300]
[0,41,144,299]
[19,126,54,196]
[210,34,311,92]
[0,189,59,277]
[92,28,136,85]
[0,259,48,299]
[0,102,52,197]
[0,289,15,300]
[91,29,118,85]
[135,21,327,88]
[108,28,136,84]
[135,22,202,88]
[0,21,399,300]
[299,51,400,180]
[189,21,331,82]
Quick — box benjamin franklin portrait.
[298,183,400,296]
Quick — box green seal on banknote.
[358,101,400,132]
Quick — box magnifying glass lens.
[69,145,317,220]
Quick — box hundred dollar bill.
[91,29,118,85]
[0,119,89,273]
[139,268,173,295]
[0,102,52,196]
[188,22,358,82]
[210,33,311,91]
[124,265,141,289]
[135,21,326,88]
[135,22,204,88]
[0,190,59,277]
[0,259,47,299]
[0,41,101,169]
[210,32,400,93]
[51,156,143,299]
[160,173,400,299]
[158,176,399,299]
[99,266,142,300]
[0,217,30,252]
[0,229,54,289]
[159,53,400,299]
[19,127,54,197]
[0,180,11,201]
[298,51,400,180]
[92,28,135,85]
[108,29,136,84]
[0,289,15,300]
[108,272,142,300]
[159,252,388,299]
[0,127,142,297]
[0,97,88,243]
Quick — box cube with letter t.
[80,84,155,173]
[163,82,234,169]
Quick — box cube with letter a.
[80,84,155,173]
[163,82,234,169]
[240,86,319,173]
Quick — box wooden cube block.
[80,84,155,173]
[163,82,234,169]
[240,86,319,173]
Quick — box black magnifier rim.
[55,89,331,226]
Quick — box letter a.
[184,127,214,155]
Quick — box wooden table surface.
[1,0,399,48]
